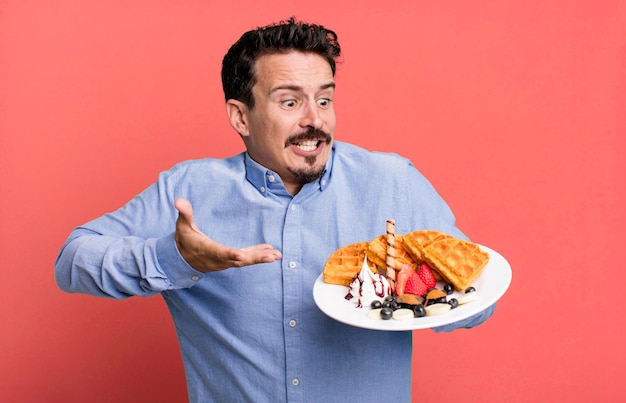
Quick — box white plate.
[313,245,512,331]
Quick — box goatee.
[288,163,326,185]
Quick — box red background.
[1,1,625,402]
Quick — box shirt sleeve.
[54,166,205,299]
[433,304,496,332]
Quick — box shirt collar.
[244,146,334,196]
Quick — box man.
[55,18,494,402]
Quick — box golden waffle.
[323,242,370,286]
[366,234,416,273]
[403,230,454,263]
[422,237,490,291]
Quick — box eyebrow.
[270,82,336,94]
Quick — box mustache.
[285,128,332,147]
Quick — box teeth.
[295,140,318,151]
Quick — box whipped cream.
[344,258,391,308]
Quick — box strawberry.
[404,272,428,297]
[417,263,437,290]
[395,264,415,295]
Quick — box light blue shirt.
[55,141,494,402]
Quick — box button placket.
[283,199,303,400]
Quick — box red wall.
[1,1,625,402]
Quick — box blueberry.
[448,298,459,309]
[413,304,426,318]
[370,300,382,309]
[384,296,395,303]
[435,296,447,304]
[465,286,476,293]
[380,307,393,320]
[382,301,393,309]
[443,284,454,295]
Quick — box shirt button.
[290,205,297,211]
[260,186,266,193]
[291,378,300,386]
[288,261,297,269]
[268,175,276,182]
[289,319,297,327]
[191,276,200,281]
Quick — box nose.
[299,101,323,130]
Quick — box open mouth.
[286,129,332,153]
[294,140,322,152]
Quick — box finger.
[229,246,282,266]
[240,244,278,252]
[174,198,200,233]
[240,244,282,261]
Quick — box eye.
[281,99,297,108]
[317,98,332,109]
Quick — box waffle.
[323,242,370,286]
[366,234,416,273]
[403,230,454,263]
[422,237,490,291]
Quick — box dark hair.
[221,17,341,108]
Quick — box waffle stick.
[385,219,396,288]
[366,234,417,274]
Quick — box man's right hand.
[174,198,282,273]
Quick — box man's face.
[235,51,336,194]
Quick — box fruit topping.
[356,270,480,321]
[416,263,437,289]
[380,307,393,320]
[412,304,426,318]
[396,293,423,306]
[404,271,429,297]
[392,309,414,321]
[457,290,479,305]
[395,264,415,295]
[424,289,447,306]
[367,308,382,320]
[425,303,451,316]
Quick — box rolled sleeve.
[156,232,205,288]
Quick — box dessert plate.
[313,245,512,331]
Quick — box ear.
[226,99,250,137]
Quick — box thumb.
[174,198,199,232]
